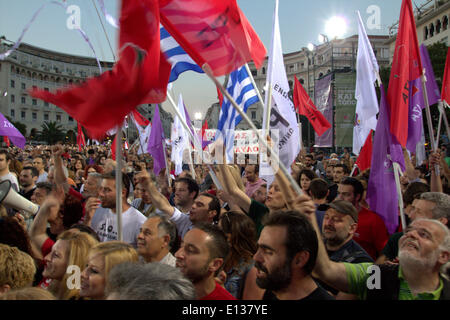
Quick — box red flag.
[30,0,170,139]
[77,123,86,151]
[217,86,224,107]
[159,0,266,76]
[3,136,10,147]
[131,110,150,127]
[387,0,423,147]
[293,76,331,136]
[442,47,450,104]
[355,131,373,173]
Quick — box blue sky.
[0,0,431,117]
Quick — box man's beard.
[398,247,439,272]
[323,228,348,248]
[184,262,210,284]
[254,260,292,292]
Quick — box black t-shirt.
[263,284,335,300]
[381,232,403,260]
[20,186,36,201]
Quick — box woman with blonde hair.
[43,229,98,300]
[80,241,139,300]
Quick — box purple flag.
[148,105,166,176]
[406,44,441,153]
[367,84,404,234]
[0,112,26,149]
[314,74,333,147]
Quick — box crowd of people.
[0,141,449,300]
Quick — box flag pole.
[202,64,303,196]
[115,126,123,242]
[438,101,450,141]
[393,162,407,231]
[244,63,265,110]
[350,164,358,177]
[421,75,439,175]
[435,110,443,148]
[161,138,172,188]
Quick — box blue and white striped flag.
[160,26,204,83]
[216,66,259,162]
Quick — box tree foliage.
[38,121,65,144]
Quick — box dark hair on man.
[309,178,329,200]
[22,166,39,178]
[175,177,199,199]
[101,170,132,198]
[199,192,221,223]
[0,149,12,161]
[32,156,46,167]
[305,154,314,160]
[263,210,318,275]
[340,177,364,200]
[35,182,54,195]
[193,223,229,262]
[246,164,259,174]
[69,224,101,242]
[403,182,430,206]
[334,163,350,175]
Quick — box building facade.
[0,37,113,140]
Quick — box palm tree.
[38,121,65,144]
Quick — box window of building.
[44,101,49,107]
[21,83,26,90]
[10,95,15,103]
[430,23,435,37]
[10,80,15,88]
[32,112,37,121]
[299,78,305,85]
[262,67,266,74]
[56,114,61,122]
[251,111,256,120]
[21,97,26,104]
[10,110,15,118]
[44,114,49,121]
[251,69,257,77]
[21,111,26,120]
[443,15,448,31]
[69,116,74,122]
[44,87,49,92]
[32,99,37,106]
[436,19,442,34]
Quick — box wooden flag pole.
[393,162,407,231]
[421,75,439,175]
[350,164,358,177]
[203,64,303,196]
[161,138,172,188]
[115,127,123,242]
[244,63,265,110]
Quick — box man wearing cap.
[322,200,373,264]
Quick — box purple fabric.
[148,105,166,175]
[367,85,404,234]
[314,74,333,147]
[406,44,441,153]
[0,112,26,149]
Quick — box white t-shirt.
[36,172,48,184]
[0,172,19,191]
[91,206,147,247]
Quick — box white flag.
[171,94,189,175]
[131,113,152,155]
[353,11,380,155]
[260,0,300,182]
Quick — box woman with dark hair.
[218,211,258,299]
[0,216,39,261]
[298,169,318,196]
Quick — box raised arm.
[135,170,175,216]
[429,151,443,193]
[30,196,60,251]
[52,145,70,193]
[217,164,251,213]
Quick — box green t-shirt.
[247,200,269,237]
[344,262,444,300]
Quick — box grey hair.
[413,218,450,252]
[419,192,450,221]
[147,213,177,250]
[88,172,103,187]
[106,262,196,300]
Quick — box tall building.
[0,37,113,140]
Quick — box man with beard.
[174,177,198,214]
[175,223,235,300]
[85,171,146,247]
[244,164,265,198]
[253,210,334,300]
[298,189,450,299]
[19,166,39,201]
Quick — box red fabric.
[217,86,224,107]
[442,47,450,104]
[293,76,331,136]
[3,136,10,147]
[199,282,236,300]
[354,207,390,260]
[41,237,55,257]
[77,122,86,151]
[387,0,423,147]
[30,0,170,139]
[355,131,373,173]
[132,110,150,127]
[159,0,266,77]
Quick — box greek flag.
[216,66,259,162]
[160,26,204,83]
